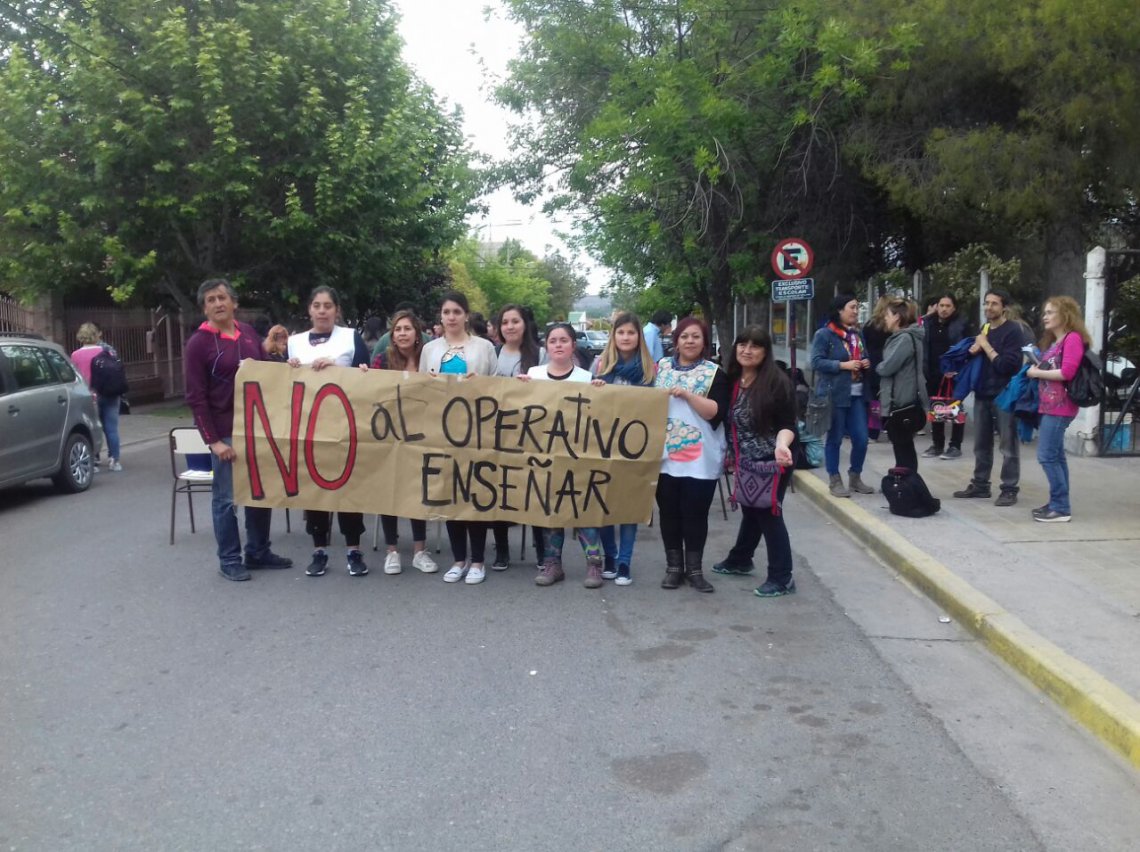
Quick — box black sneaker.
[306,552,328,576]
[921,445,942,458]
[1034,509,1071,523]
[712,559,755,575]
[492,549,510,571]
[754,579,796,597]
[1031,504,1050,516]
[953,483,991,499]
[995,491,1017,507]
[219,562,251,582]
[347,550,369,576]
[601,555,618,580]
[245,552,293,570]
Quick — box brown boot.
[685,550,714,593]
[661,549,684,589]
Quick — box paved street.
[2,413,1139,851]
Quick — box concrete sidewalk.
[797,425,1140,768]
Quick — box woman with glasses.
[419,291,499,584]
[287,286,372,578]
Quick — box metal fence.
[0,295,34,333]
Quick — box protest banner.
[231,361,668,526]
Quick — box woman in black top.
[712,326,798,597]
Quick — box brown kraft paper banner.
[231,361,668,526]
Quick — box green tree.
[846,0,1140,299]
[0,0,478,319]
[496,0,915,347]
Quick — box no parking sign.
[771,238,814,279]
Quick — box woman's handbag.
[732,457,783,511]
[888,403,926,434]
[928,377,965,424]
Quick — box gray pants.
[971,398,1019,494]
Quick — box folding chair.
[169,427,214,545]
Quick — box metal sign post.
[771,238,816,377]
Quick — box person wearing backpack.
[71,322,127,472]
[1026,296,1091,523]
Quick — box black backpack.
[1066,346,1103,407]
[880,467,941,518]
[90,344,130,397]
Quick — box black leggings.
[445,520,488,564]
[886,416,919,471]
[380,515,427,547]
[655,474,718,554]
[305,511,365,548]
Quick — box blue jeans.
[211,439,273,567]
[600,523,638,567]
[1037,414,1074,514]
[825,396,869,476]
[97,395,121,461]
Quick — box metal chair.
[169,427,213,545]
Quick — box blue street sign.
[771,278,815,302]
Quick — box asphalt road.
[2,432,1138,851]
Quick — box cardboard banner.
[232,361,668,526]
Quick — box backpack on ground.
[1066,346,1103,407]
[90,344,129,397]
[880,466,941,518]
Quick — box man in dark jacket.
[953,288,1030,507]
[184,279,292,581]
[923,294,972,459]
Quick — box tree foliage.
[0,0,478,319]
[496,0,916,345]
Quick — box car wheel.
[52,432,94,493]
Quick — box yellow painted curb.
[794,470,1140,770]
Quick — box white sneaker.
[383,551,402,575]
[443,562,468,583]
[108,460,123,472]
[412,550,439,573]
[465,563,486,585]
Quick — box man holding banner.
[184,279,293,582]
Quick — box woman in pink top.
[1026,296,1090,523]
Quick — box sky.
[394,0,607,293]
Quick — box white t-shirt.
[526,363,592,383]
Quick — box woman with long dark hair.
[287,285,372,577]
[590,312,656,586]
[653,316,729,592]
[371,309,438,575]
[712,326,798,596]
[490,303,547,569]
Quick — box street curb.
[795,470,1140,771]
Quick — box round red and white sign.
[771,238,814,279]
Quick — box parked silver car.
[0,333,104,493]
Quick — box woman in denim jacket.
[811,294,874,497]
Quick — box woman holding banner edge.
[518,322,607,589]
[370,309,439,575]
[287,285,372,578]
[590,312,656,586]
[420,291,499,585]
